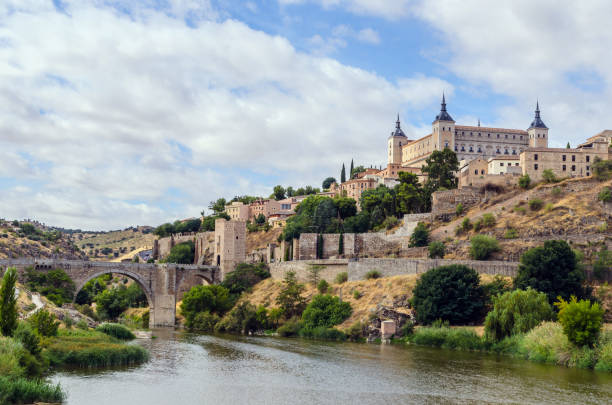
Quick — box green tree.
[301,294,352,329]
[25,268,75,306]
[333,197,357,219]
[484,288,554,341]
[208,198,227,215]
[395,172,426,214]
[469,235,500,260]
[180,285,233,325]
[428,241,445,258]
[409,222,430,247]
[276,271,307,318]
[555,296,604,347]
[351,165,365,179]
[28,309,59,337]
[0,267,18,336]
[350,159,354,178]
[566,142,571,148]
[164,241,195,264]
[221,263,270,296]
[412,265,485,325]
[322,177,336,190]
[313,199,338,233]
[255,213,266,225]
[421,148,459,190]
[272,185,286,200]
[542,169,557,183]
[514,240,588,304]
[340,164,346,183]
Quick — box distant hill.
[70,226,155,261]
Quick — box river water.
[51,329,612,404]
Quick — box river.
[51,329,612,404]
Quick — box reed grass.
[96,323,136,340]
[0,376,64,405]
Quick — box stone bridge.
[0,258,220,327]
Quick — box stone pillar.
[381,320,396,339]
[151,265,177,327]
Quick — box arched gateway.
[0,259,220,327]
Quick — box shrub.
[214,301,262,335]
[504,228,518,239]
[335,272,348,284]
[484,289,554,342]
[412,265,485,325]
[482,213,496,228]
[514,240,588,304]
[472,218,483,232]
[317,279,329,294]
[469,235,500,260]
[592,158,612,181]
[345,321,365,341]
[555,297,604,347]
[428,241,445,259]
[411,327,484,351]
[0,267,18,337]
[277,317,302,337]
[64,314,74,329]
[28,309,59,337]
[528,198,544,211]
[399,320,415,337]
[544,203,554,212]
[221,262,270,295]
[481,275,512,307]
[186,311,219,332]
[456,217,471,235]
[382,215,399,230]
[299,326,347,341]
[513,205,526,214]
[352,290,362,299]
[409,222,429,247]
[455,203,464,216]
[163,241,195,264]
[518,174,531,189]
[596,339,612,372]
[520,321,571,364]
[95,323,135,340]
[76,319,88,330]
[95,284,148,320]
[542,169,557,183]
[276,271,307,318]
[13,322,41,358]
[365,270,381,280]
[301,295,352,329]
[598,186,611,203]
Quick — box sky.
[1,0,611,230]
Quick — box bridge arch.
[73,269,154,310]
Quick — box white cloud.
[0,1,450,230]
[356,28,380,44]
[310,24,380,54]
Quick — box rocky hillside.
[0,220,87,260]
[69,226,155,261]
[431,177,612,262]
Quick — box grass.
[43,328,148,368]
[0,376,64,405]
[404,322,612,372]
[96,323,136,340]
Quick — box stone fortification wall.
[155,232,214,264]
[270,258,520,283]
[432,187,481,218]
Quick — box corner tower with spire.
[387,114,408,165]
[432,93,455,153]
[527,101,548,148]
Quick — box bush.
[95,284,148,320]
[299,326,347,341]
[301,295,352,329]
[25,268,75,306]
[528,198,544,211]
[484,289,554,342]
[472,218,483,232]
[520,321,571,364]
[513,205,526,214]
[399,320,415,337]
[382,215,399,230]
[455,203,464,216]
[76,319,88,330]
[518,174,531,189]
[13,322,41,358]
[469,235,500,260]
[542,169,557,183]
[335,272,348,284]
[345,321,365,341]
[409,222,429,247]
[551,186,562,196]
[95,323,135,340]
[428,241,445,259]
[352,290,362,299]
[482,213,496,228]
[596,339,612,372]
[365,270,381,280]
[504,228,518,239]
[514,240,588,304]
[412,265,485,325]
[455,217,471,235]
[186,311,220,332]
[481,275,512,307]
[28,310,59,337]
[317,279,329,294]
[277,317,302,337]
[411,327,484,351]
[555,297,604,347]
[215,302,265,335]
[220,262,270,296]
[598,186,611,203]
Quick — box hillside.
[0,220,87,260]
[431,177,612,262]
[70,226,155,261]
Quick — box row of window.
[533,164,590,172]
[533,154,590,162]
[456,145,523,155]
[456,131,524,141]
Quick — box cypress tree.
[316,234,324,259]
[0,267,18,336]
[338,232,344,255]
[350,159,354,179]
[566,142,571,149]
[340,163,346,183]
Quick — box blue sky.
[1,0,611,230]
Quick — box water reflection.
[51,329,612,405]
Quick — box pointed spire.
[390,113,407,138]
[441,92,447,111]
[529,100,547,129]
[433,92,454,123]
[478,118,481,127]
[396,113,400,129]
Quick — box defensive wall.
[270,257,520,283]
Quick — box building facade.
[225,201,250,221]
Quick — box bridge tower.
[214,219,246,279]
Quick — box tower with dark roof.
[388,114,408,165]
[527,102,548,148]
[432,93,455,153]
